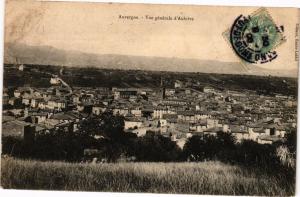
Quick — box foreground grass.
[1,157,294,195]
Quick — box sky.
[4,0,299,71]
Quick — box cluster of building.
[2,75,297,148]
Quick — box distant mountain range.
[4,42,298,77]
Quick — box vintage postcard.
[1,0,299,196]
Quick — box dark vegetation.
[2,112,296,170]
[4,64,298,96]
[2,111,296,194]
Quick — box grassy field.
[1,157,294,195]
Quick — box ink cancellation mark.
[226,8,286,64]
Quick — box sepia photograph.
[1,0,299,196]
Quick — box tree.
[99,111,125,139]
[78,115,103,137]
[77,111,136,162]
[235,140,279,168]
[215,131,236,162]
[134,132,181,162]
[183,134,220,161]
[216,131,236,148]
[182,135,206,161]
[2,136,25,157]
[78,111,125,140]
[183,132,237,162]
[284,128,296,154]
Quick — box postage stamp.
[223,8,286,65]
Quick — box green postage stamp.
[224,8,286,65]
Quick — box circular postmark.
[230,11,283,64]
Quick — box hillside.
[3,64,298,96]
[4,42,298,77]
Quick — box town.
[2,64,297,150]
